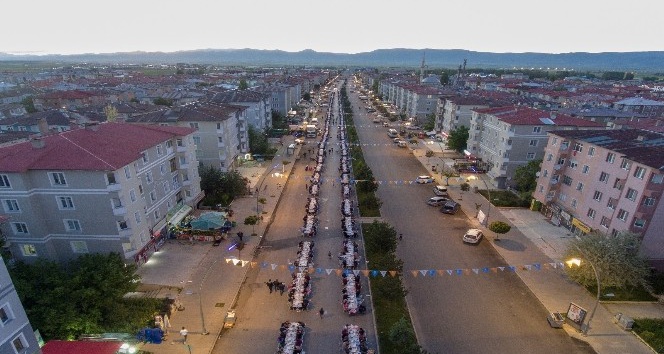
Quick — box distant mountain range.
[1,49,663,72]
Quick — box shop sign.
[572,218,591,234]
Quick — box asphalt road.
[214,86,377,353]
[347,78,594,354]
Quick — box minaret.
[420,51,426,83]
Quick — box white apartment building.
[0,122,203,264]
[468,106,603,189]
[0,256,40,354]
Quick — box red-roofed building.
[468,106,604,189]
[42,340,122,354]
[0,122,203,265]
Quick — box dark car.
[440,201,460,214]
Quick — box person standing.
[180,326,188,343]
[266,279,274,293]
[398,233,403,241]
[319,307,325,319]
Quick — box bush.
[633,318,664,353]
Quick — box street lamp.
[467,170,491,229]
[566,247,601,336]
[255,164,279,234]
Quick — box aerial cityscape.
[1,2,664,354]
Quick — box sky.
[3,0,663,55]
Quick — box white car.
[433,185,448,196]
[426,196,450,207]
[294,138,305,145]
[463,229,484,244]
[415,175,434,184]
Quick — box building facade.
[0,256,40,354]
[532,129,664,269]
[0,122,203,264]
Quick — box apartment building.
[0,122,203,265]
[436,96,492,135]
[0,255,40,354]
[209,90,271,130]
[532,129,664,269]
[468,106,603,189]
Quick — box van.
[433,185,448,196]
[387,129,398,138]
[440,201,460,214]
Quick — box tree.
[422,113,435,131]
[602,71,625,81]
[489,221,511,240]
[564,231,651,291]
[199,165,248,206]
[21,96,37,113]
[238,79,248,90]
[440,71,449,85]
[248,125,269,155]
[447,126,469,153]
[303,92,311,101]
[104,104,118,122]
[389,317,420,353]
[153,97,173,107]
[244,215,259,235]
[512,159,542,192]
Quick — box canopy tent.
[168,205,192,226]
[190,212,226,230]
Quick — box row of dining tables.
[277,320,305,354]
[342,324,368,354]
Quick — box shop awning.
[169,205,192,226]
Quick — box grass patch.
[585,284,658,302]
[633,318,664,353]
[649,272,664,295]
[478,189,530,207]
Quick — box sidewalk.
[136,137,300,354]
[411,144,662,354]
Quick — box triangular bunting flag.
[232,259,240,266]
[335,269,343,276]
[225,258,232,264]
[437,270,446,276]
[279,265,287,270]
[491,267,498,273]
[380,271,387,277]
[288,265,296,271]
[271,264,278,270]
[558,262,565,268]
[241,260,249,267]
[250,262,257,268]
[428,270,437,277]
[420,270,428,276]
[524,265,532,271]
[326,269,334,275]
[389,270,397,277]
[482,267,490,273]
[362,270,370,277]
[472,269,479,274]
[456,269,463,276]
[508,266,516,272]
[411,270,419,277]
[261,262,268,268]
[446,270,453,276]
[498,266,505,272]
[549,262,557,269]
[533,263,541,270]
[353,270,360,276]
[371,270,379,277]
[316,268,323,274]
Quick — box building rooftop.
[549,129,664,170]
[0,122,194,173]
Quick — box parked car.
[463,228,484,244]
[382,122,390,127]
[427,196,450,207]
[294,138,305,145]
[372,117,381,123]
[397,141,408,148]
[440,201,460,214]
[415,175,435,184]
[433,185,448,196]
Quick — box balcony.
[166,147,174,155]
[176,145,187,153]
[182,179,192,186]
[112,205,127,216]
[106,183,122,192]
[553,164,563,170]
[119,227,132,238]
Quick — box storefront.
[571,217,591,236]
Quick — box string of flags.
[223,258,568,277]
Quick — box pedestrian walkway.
[135,137,300,354]
[411,142,662,354]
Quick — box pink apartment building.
[533,129,664,269]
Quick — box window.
[12,335,26,352]
[588,147,595,156]
[573,142,583,152]
[141,151,149,164]
[170,158,177,172]
[593,191,603,202]
[543,170,548,177]
[613,178,623,190]
[50,172,67,186]
[189,122,199,129]
[561,141,569,150]
[620,159,631,170]
[70,241,89,253]
[193,136,201,145]
[599,172,609,183]
[633,166,646,179]
[0,305,10,323]
[607,198,617,210]
[106,172,117,185]
[652,174,664,184]
[0,174,10,188]
[625,188,638,201]
[643,196,656,206]
[146,171,153,184]
[20,244,36,256]
[533,126,541,133]
[166,140,173,149]
[154,209,160,220]
[562,175,573,186]
[160,164,166,175]
[150,191,156,202]
[600,216,611,228]
[529,139,538,147]
[559,193,567,201]
[124,166,131,179]
[176,138,184,147]
[130,189,137,202]
[571,199,577,208]
[606,152,615,164]
[134,212,141,224]
[587,208,596,219]
[12,222,28,234]
[64,219,81,232]
[546,153,553,161]
[557,157,566,165]
[3,199,19,212]
[57,196,74,209]
[539,185,544,193]
[118,220,129,230]
[163,181,170,193]
[218,136,223,143]
[633,219,646,228]
[552,137,558,146]
[576,182,584,191]
[582,165,589,174]
[217,122,222,130]
[617,209,629,221]
[568,161,578,169]
[157,145,162,156]
[138,184,144,195]
[526,152,535,160]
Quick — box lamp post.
[255,164,279,234]
[567,246,601,336]
[469,168,491,228]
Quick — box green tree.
[303,92,311,101]
[564,231,651,291]
[238,79,248,90]
[389,317,420,354]
[199,165,248,206]
[602,71,625,81]
[447,126,469,153]
[271,110,288,130]
[512,159,542,192]
[248,125,269,155]
[439,72,449,85]
[244,215,259,235]
[489,221,511,240]
[153,97,173,107]
[624,72,635,80]
[422,113,435,131]
[21,96,37,113]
